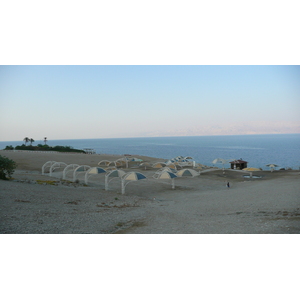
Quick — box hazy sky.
[0,65,299,142]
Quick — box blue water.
[1,134,300,170]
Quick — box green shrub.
[4,145,14,150]
[0,155,17,180]
[11,144,85,153]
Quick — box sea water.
[1,134,300,170]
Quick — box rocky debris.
[11,178,88,187]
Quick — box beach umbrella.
[121,172,147,194]
[155,171,177,189]
[242,167,261,172]
[84,167,106,184]
[266,164,279,172]
[242,167,261,178]
[176,168,200,177]
[105,169,126,190]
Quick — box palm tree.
[23,137,30,146]
[44,137,48,145]
[29,138,35,146]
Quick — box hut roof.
[229,159,248,164]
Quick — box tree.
[44,137,48,145]
[4,145,14,150]
[23,137,30,146]
[0,155,17,180]
[29,138,35,146]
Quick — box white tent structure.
[105,169,126,191]
[62,164,80,179]
[184,156,193,160]
[49,162,68,177]
[153,167,177,177]
[174,156,184,161]
[167,156,195,168]
[193,163,207,170]
[165,162,177,170]
[73,165,91,182]
[84,167,106,185]
[114,160,125,167]
[42,161,57,175]
[139,162,152,170]
[121,172,147,194]
[152,162,167,169]
[176,168,199,177]
[115,158,127,168]
[98,160,111,167]
[154,171,177,189]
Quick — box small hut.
[230,159,248,170]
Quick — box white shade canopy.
[121,172,147,194]
[98,160,111,166]
[176,169,199,177]
[84,167,106,184]
[73,165,91,181]
[123,172,146,181]
[105,169,126,191]
[156,171,177,179]
[154,171,177,189]
[152,162,167,168]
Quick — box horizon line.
[1,132,300,143]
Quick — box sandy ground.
[1,150,300,234]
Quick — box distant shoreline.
[1,132,300,143]
[1,134,300,170]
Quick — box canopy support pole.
[105,176,109,190]
[121,179,125,194]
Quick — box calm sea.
[1,134,300,170]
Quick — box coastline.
[1,150,299,234]
[1,134,300,170]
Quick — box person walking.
[227,182,230,188]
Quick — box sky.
[0,65,299,142]
[1,1,299,142]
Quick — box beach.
[1,150,299,234]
